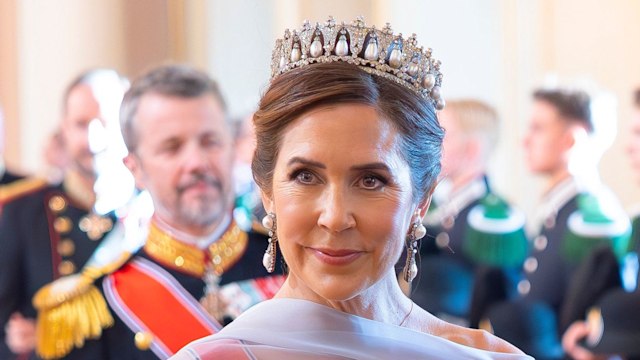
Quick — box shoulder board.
[568,192,630,238]
[463,194,528,267]
[564,209,631,262]
[0,177,47,204]
[466,194,526,235]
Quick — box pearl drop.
[430,86,442,100]
[335,35,349,56]
[422,73,435,90]
[414,224,427,239]
[290,46,301,62]
[262,252,273,271]
[279,55,286,69]
[262,214,274,229]
[364,38,379,61]
[388,48,402,68]
[407,63,419,77]
[407,263,418,282]
[310,38,323,58]
[436,98,446,110]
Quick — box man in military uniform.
[482,89,630,360]
[561,89,640,360]
[33,65,284,359]
[0,69,130,359]
[518,89,629,315]
[411,100,528,327]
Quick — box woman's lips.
[308,247,364,266]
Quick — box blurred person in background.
[0,69,133,359]
[482,88,631,360]
[231,111,265,231]
[0,105,41,212]
[561,88,640,360]
[30,65,284,359]
[41,128,70,184]
[412,99,528,327]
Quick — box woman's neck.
[276,270,413,326]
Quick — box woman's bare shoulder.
[414,307,525,355]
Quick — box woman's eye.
[296,171,315,184]
[361,175,382,189]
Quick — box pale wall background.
[1,0,639,217]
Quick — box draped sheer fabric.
[172,298,532,360]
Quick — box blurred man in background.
[30,65,284,359]
[482,89,631,360]
[412,99,527,327]
[0,69,133,359]
[561,88,640,360]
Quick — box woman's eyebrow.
[287,156,326,169]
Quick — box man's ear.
[562,123,588,152]
[123,153,146,190]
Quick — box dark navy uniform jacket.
[0,184,114,359]
[49,225,282,360]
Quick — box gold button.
[53,217,73,234]
[57,239,75,257]
[79,214,113,240]
[523,257,538,273]
[544,217,556,229]
[48,196,67,213]
[134,331,153,350]
[58,260,76,275]
[517,279,531,295]
[435,232,450,249]
[534,235,548,251]
[175,256,185,267]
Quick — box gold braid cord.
[33,253,131,359]
[0,177,47,203]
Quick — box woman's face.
[264,104,420,301]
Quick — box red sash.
[103,258,221,358]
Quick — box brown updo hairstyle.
[252,62,444,202]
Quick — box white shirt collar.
[426,177,488,226]
[532,176,580,231]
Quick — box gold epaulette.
[33,252,132,359]
[0,177,47,204]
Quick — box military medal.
[199,266,227,322]
[79,213,113,240]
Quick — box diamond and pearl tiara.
[270,16,445,110]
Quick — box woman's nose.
[317,185,356,233]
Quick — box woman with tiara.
[172,17,531,359]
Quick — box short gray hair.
[120,64,227,152]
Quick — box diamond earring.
[403,222,426,283]
[261,213,277,273]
